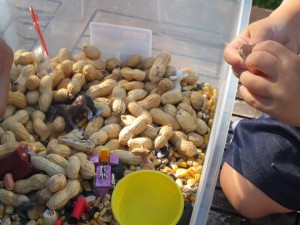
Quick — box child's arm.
[270,0,300,52]
[0,38,13,117]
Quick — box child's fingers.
[224,36,249,72]
[245,41,294,80]
[245,50,280,81]
[239,85,274,113]
[239,71,273,98]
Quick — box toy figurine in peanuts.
[0,146,34,191]
[47,94,101,130]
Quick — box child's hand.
[0,38,13,117]
[239,40,300,126]
[224,17,299,78]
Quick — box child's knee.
[220,162,293,218]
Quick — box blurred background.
[252,0,283,10]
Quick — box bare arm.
[0,38,13,117]
[270,0,300,53]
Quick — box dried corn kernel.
[195,174,201,182]
[99,207,107,217]
[153,158,162,167]
[208,119,214,128]
[176,178,183,188]
[204,134,210,145]
[195,165,203,174]
[176,161,187,168]
[187,178,196,185]
[175,168,188,178]
[129,165,136,171]
[160,166,173,174]
[94,211,100,220]
[170,162,178,171]
[187,167,197,177]
[36,218,46,225]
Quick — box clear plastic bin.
[0,0,252,224]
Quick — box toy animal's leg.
[47,106,57,122]
[85,106,93,120]
[95,109,102,116]
[65,114,78,130]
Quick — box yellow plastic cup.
[111,170,184,225]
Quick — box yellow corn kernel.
[99,207,107,217]
[186,157,194,166]
[195,174,201,182]
[176,161,187,168]
[200,153,206,161]
[129,165,136,171]
[36,218,45,225]
[204,134,209,145]
[208,119,214,128]
[195,165,203,174]
[202,86,210,93]
[153,158,162,167]
[213,89,217,95]
[187,167,197,177]
[206,99,213,110]
[187,178,196,185]
[174,152,183,158]
[176,178,183,188]
[175,168,188,178]
[160,166,173,174]
[170,162,179,171]
[94,211,100,220]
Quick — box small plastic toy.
[0,146,34,190]
[53,219,63,225]
[48,94,100,130]
[92,149,120,197]
[67,196,91,224]
[43,209,58,225]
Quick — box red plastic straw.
[29,6,49,57]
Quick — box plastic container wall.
[0,0,252,224]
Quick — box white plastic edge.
[189,1,253,224]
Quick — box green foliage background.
[252,0,283,10]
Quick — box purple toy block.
[109,154,119,165]
[89,154,99,165]
[94,165,111,197]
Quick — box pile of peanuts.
[0,45,217,224]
